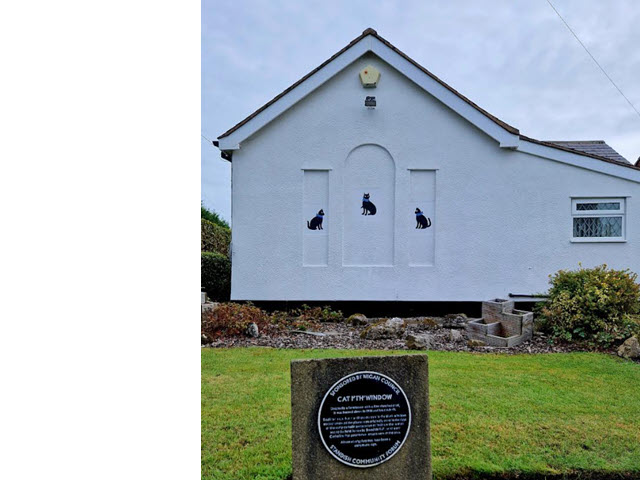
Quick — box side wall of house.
[230,53,639,301]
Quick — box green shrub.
[201,252,231,302]
[201,219,231,256]
[538,264,640,347]
[296,304,343,323]
[201,203,230,229]
[269,305,343,331]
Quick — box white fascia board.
[367,37,520,148]
[519,139,640,184]
[217,38,373,151]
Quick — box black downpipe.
[509,293,548,299]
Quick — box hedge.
[201,219,231,257]
[201,252,231,302]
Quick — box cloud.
[202,0,640,220]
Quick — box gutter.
[212,141,233,162]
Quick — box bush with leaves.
[202,303,344,340]
[270,305,343,331]
[201,219,231,256]
[201,203,230,229]
[202,302,270,339]
[538,264,640,347]
[201,252,231,301]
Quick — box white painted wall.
[229,52,639,301]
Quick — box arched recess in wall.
[343,144,395,266]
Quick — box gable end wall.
[230,53,639,301]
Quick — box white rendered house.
[214,28,640,302]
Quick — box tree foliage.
[201,203,229,229]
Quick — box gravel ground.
[203,317,606,355]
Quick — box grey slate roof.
[545,140,629,165]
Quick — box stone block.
[617,336,640,359]
[484,335,509,347]
[486,321,503,336]
[406,333,433,350]
[482,299,514,321]
[291,354,431,480]
[465,319,488,336]
[500,314,523,337]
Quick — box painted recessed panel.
[408,170,436,266]
[303,170,329,266]
[343,145,395,266]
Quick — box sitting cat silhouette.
[361,193,377,216]
[307,209,324,230]
[415,208,431,229]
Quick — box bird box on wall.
[359,65,380,88]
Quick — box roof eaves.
[519,135,640,172]
[544,140,628,163]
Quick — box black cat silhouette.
[361,193,377,216]
[415,208,431,229]
[307,209,324,230]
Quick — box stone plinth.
[291,354,431,480]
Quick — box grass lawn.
[202,348,640,479]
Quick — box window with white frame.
[571,198,626,241]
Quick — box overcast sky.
[202,0,640,223]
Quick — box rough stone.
[404,317,439,328]
[291,330,325,337]
[448,329,464,343]
[441,313,467,329]
[347,313,368,326]
[467,339,486,347]
[406,333,433,350]
[246,322,259,338]
[387,317,404,328]
[201,302,220,313]
[360,317,405,340]
[322,330,340,336]
[291,354,431,480]
[617,336,640,359]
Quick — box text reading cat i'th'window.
[571,198,626,242]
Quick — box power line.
[546,0,640,120]
[202,133,229,162]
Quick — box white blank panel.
[303,170,329,266]
[343,144,395,266]
[408,170,436,266]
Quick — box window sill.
[570,238,627,243]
